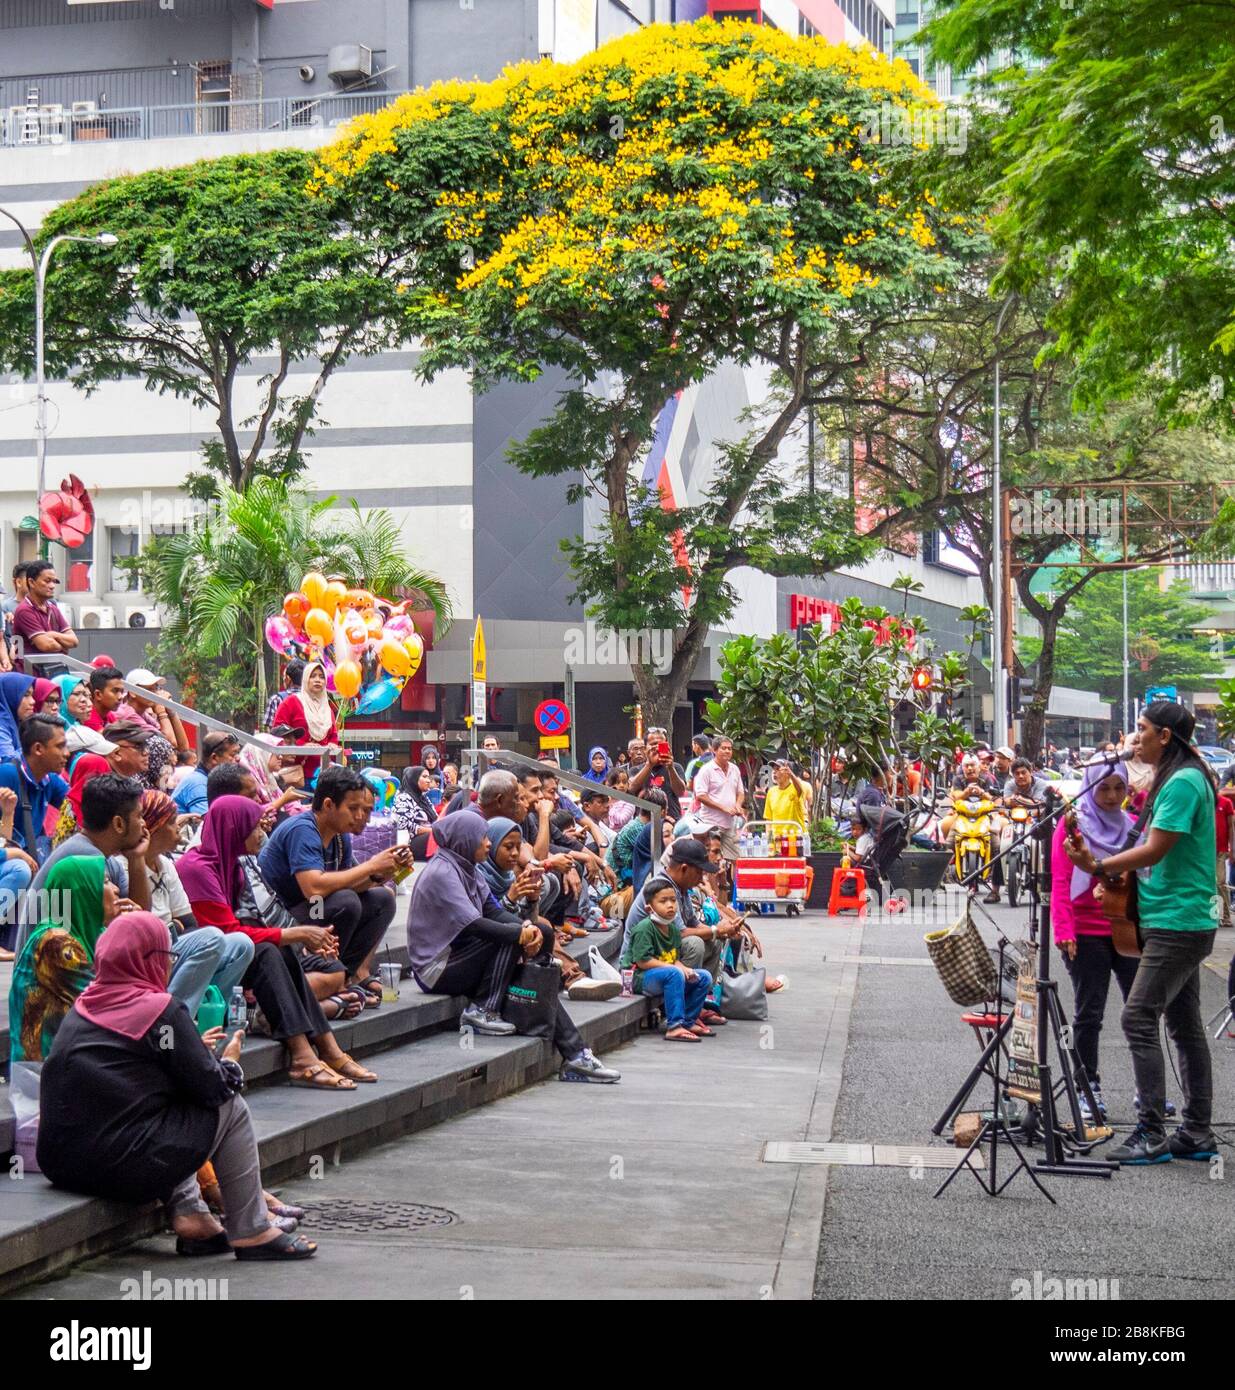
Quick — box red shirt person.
[84,666,127,731]
[1216,789,1235,929]
[11,560,78,674]
[273,659,339,779]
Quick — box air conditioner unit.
[71,100,98,116]
[327,43,373,84]
[125,606,159,629]
[79,605,116,630]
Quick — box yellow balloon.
[379,637,411,679]
[402,633,424,680]
[301,571,328,608]
[334,659,362,699]
[321,580,348,617]
[304,607,333,645]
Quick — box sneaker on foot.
[459,1004,516,1036]
[567,976,622,1002]
[1167,1129,1220,1160]
[1079,1083,1107,1123]
[1107,1123,1172,1165]
[560,1049,621,1083]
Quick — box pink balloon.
[265,614,298,657]
[382,615,412,640]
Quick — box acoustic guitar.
[1063,806,1142,959]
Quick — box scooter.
[951,788,996,888]
[1000,801,1037,907]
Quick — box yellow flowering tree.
[313,20,973,727]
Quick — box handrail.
[23,652,337,759]
[461,746,663,873]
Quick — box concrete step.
[0,926,638,1294]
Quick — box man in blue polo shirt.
[259,764,400,996]
[0,714,69,862]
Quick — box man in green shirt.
[1066,703,1219,1165]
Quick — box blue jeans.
[169,928,255,1018]
[0,856,34,950]
[638,965,713,1028]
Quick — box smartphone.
[396,828,410,848]
[656,741,671,761]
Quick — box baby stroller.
[853,800,910,904]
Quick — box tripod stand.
[933,784,1117,1180]
[935,934,1056,1201]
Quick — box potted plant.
[805,815,849,908]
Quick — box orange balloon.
[282,592,310,630]
[304,607,333,646]
[321,580,348,617]
[363,610,385,639]
[341,588,369,611]
[402,633,424,679]
[343,617,368,648]
[334,659,362,699]
[379,637,412,679]
[301,571,328,608]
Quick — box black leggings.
[1063,934,1140,1086]
[423,916,585,1061]
[244,942,330,1042]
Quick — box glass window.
[64,530,94,594]
[108,525,140,592]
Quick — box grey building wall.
[471,370,586,624]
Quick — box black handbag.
[500,959,560,1039]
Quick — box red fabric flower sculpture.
[39,474,95,548]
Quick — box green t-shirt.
[620,915,682,993]
[1137,767,1217,932]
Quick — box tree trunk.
[630,618,709,737]
[1020,606,1063,761]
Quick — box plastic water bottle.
[227,986,247,1031]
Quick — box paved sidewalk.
[18,913,862,1301]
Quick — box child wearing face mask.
[619,876,714,1043]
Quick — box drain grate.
[296,1200,460,1232]
[761,1141,983,1170]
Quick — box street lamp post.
[0,208,116,524]
[990,292,1017,746]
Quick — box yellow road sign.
[472,616,486,682]
[539,734,570,750]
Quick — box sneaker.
[567,976,622,1002]
[1107,1123,1172,1165]
[1167,1129,1220,1160]
[560,1049,621,1083]
[1078,1084,1107,1123]
[459,1005,516,1036]
[983,889,1001,904]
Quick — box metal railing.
[0,90,402,149]
[461,747,664,874]
[24,652,336,761]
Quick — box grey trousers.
[679,932,724,982]
[168,1094,268,1241]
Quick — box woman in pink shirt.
[1051,760,1136,1120]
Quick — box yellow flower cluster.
[311,19,945,309]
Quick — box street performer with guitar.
[1065,702,1219,1166]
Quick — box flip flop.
[665,1026,700,1042]
[351,976,383,1008]
[234,1232,317,1261]
[175,1230,230,1257]
[321,992,364,1022]
[765,976,787,993]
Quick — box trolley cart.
[732,820,811,915]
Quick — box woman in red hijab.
[37,912,316,1260]
[176,796,375,1088]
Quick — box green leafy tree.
[1022,569,1224,710]
[0,149,408,493]
[132,478,452,717]
[921,0,1235,417]
[317,20,976,729]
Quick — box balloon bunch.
[265,571,424,715]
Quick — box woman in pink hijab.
[37,912,317,1260]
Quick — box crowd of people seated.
[2,660,802,1266]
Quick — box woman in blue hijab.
[0,674,35,761]
[582,746,612,784]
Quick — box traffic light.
[911,666,933,693]
[1012,676,1036,714]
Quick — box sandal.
[175,1230,230,1257]
[288,1060,356,1090]
[234,1231,317,1261]
[665,1026,700,1042]
[765,975,787,993]
[321,991,365,1022]
[689,1021,715,1037]
[326,1052,378,1083]
[351,976,383,1008]
[265,1196,306,1220]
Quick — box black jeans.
[419,917,585,1062]
[291,886,396,978]
[1121,928,1216,1138]
[1063,935,1140,1087]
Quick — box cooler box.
[733,856,808,904]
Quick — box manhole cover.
[296,1200,460,1232]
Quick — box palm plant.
[138,478,452,715]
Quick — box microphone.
[1077,748,1125,770]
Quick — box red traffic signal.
[911,666,933,692]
